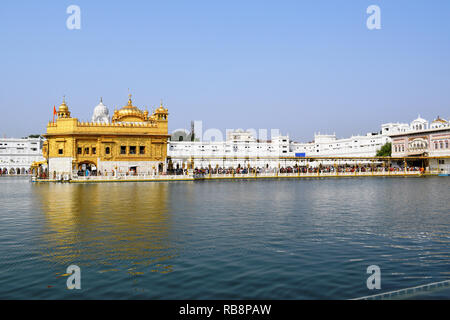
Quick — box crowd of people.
[0,169,30,175]
[75,169,154,177]
[192,164,425,176]
[28,162,425,180]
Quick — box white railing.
[352,279,450,300]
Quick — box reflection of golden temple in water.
[31,182,176,275]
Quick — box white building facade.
[290,132,390,158]
[168,129,292,169]
[289,120,429,158]
[0,137,45,174]
[168,116,450,170]
[390,116,450,173]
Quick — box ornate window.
[409,138,428,150]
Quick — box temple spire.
[127,93,132,106]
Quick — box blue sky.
[0,0,449,141]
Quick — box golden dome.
[153,100,168,121]
[57,96,71,118]
[111,94,147,123]
[58,97,69,112]
[432,116,448,124]
[155,100,168,113]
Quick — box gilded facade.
[43,95,169,175]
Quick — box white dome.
[410,115,429,131]
[91,98,110,123]
[411,115,428,123]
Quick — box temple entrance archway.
[77,161,97,176]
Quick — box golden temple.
[43,95,169,176]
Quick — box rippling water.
[0,176,449,299]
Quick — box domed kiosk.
[91,98,110,123]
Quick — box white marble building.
[290,131,390,158]
[168,116,450,170]
[0,137,45,174]
[168,129,292,169]
[168,123,405,169]
[290,116,450,159]
[390,116,450,173]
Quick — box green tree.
[376,142,392,157]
